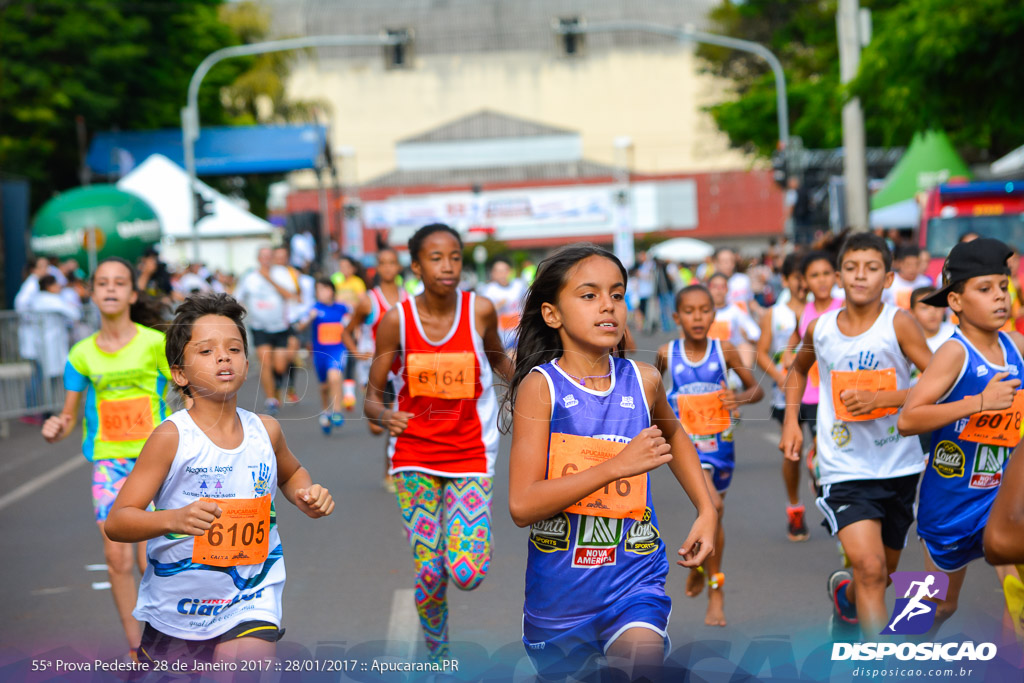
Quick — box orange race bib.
[548,433,647,520]
[406,351,476,399]
[896,289,912,310]
[677,392,730,436]
[959,390,1024,447]
[498,311,521,331]
[831,368,898,422]
[809,362,820,388]
[316,321,344,346]
[99,396,154,442]
[192,496,271,567]
[708,321,731,341]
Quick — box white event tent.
[117,154,276,274]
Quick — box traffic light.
[194,191,214,222]
[557,16,584,56]
[772,149,788,188]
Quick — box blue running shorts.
[522,590,671,680]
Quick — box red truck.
[919,181,1024,281]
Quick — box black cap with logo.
[921,237,1013,307]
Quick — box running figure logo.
[881,571,949,635]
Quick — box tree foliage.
[0,0,245,209]
[218,1,325,125]
[699,0,1024,160]
[852,0,1024,158]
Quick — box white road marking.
[384,588,418,659]
[91,582,111,591]
[31,587,71,596]
[0,449,46,476]
[762,433,780,445]
[85,564,108,572]
[0,455,84,512]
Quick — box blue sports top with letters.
[665,338,735,468]
[919,329,1024,545]
[524,356,669,629]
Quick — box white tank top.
[769,301,798,409]
[133,408,285,639]
[813,304,925,485]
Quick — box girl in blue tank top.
[899,237,1024,633]
[505,245,717,681]
[656,284,763,628]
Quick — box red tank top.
[389,291,498,477]
[369,285,406,341]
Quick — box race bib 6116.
[547,433,647,520]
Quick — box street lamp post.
[612,136,635,270]
[554,21,790,242]
[555,21,789,152]
[837,0,870,232]
[181,33,408,263]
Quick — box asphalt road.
[1,330,1019,681]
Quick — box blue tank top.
[665,338,735,467]
[310,301,349,355]
[919,329,1024,544]
[524,357,669,628]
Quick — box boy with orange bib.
[781,233,932,638]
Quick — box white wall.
[286,46,751,188]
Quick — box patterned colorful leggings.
[393,472,492,660]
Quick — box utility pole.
[837,0,870,232]
[612,136,635,270]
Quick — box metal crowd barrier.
[0,310,87,427]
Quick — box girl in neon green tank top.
[41,257,171,658]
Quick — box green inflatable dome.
[30,184,161,271]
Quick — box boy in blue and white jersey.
[297,278,352,435]
[899,237,1024,632]
[656,284,763,627]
